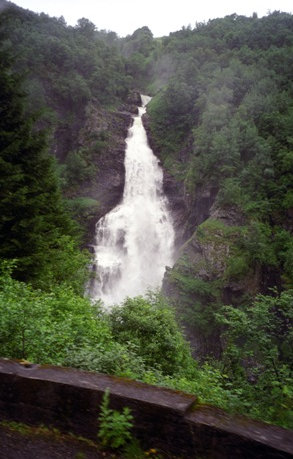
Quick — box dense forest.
[0,0,292,430]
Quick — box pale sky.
[11,0,293,37]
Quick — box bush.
[0,262,111,364]
[109,293,195,375]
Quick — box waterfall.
[90,95,174,307]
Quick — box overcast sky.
[11,0,293,37]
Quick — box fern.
[98,389,134,449]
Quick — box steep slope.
[144,12,293,357]
[0,1,141,243]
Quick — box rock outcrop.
[142,113,189,247]
[162,204,261,357]
[64,91,142,245]
[77,104,131,225]
[142,113,218,249]
[143,109,266,359]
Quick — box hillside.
[0,0,292,433]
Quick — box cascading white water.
[90,95,174,307]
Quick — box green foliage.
[216,177,244,209]
[65,341,147,380]
[32,235,90,294]
[0,262,291,428]
[0,2,132,112]
[122,438,146,459]
[238,222,278,267]
[109,293,195,375]
[64,149,98,186]
[147,80,195,158]
[66,197,100,228]
[0,45,88,289]
[121,26,156,89]
[0,262,110,363]
[52,73,91,108]
[0,4,293,433]
[147,12,293,238]
[169,268,223,357]
[216,291,293,427]
[153,362,233,410]
[98,389,133,449]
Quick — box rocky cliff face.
[77,105,130,233]
[142,113,218,249]
[142,113,189,247]
[143,111,264,359]
[162,204,261,358]
[62,91,142,246]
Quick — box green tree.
[75,17,96,39]
[216,291,293,427]
[0,46,87,288]
[109,293,195,375]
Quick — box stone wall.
[0,359,292,458]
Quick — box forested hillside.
[143,9,293,381]
[0,0,292,430]
[144,13,293,427]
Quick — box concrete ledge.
[0,359,292,457]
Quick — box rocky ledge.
[70,91,142,244]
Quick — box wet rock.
[162,205,261,358]
[142,113,218,249]
[126,89,142,106]
[75,103,132,243]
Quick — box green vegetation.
[0,46,88,291]
[66,197,100,229]
[0,2,131,114]
[216,291,293,426]
[0,1,292,433]
[0,0,134,243]
[147,13,293,226]
[109,294,194,375]
[144,14,293,427]
[98,389,133,449]
[0,262,291,428]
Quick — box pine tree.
[0,45,87,289]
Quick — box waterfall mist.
[90,95,174,307]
